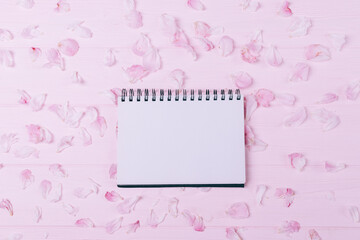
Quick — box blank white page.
[117,90,245,187]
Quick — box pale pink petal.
[226,227,242,240]
[283,107,307,127]
[57,136,74,153]
[84,106,99,122]
[289,63,310,82]
[324,161,346,172]
[34,206,42,223]
[255,89,275,107]
[105,191,124,202]
[62,203,79,216]
[276,93,296,106]
[26,124,53,144]
[105,49,116,66]
[168,197,179,217]
[49,183,62,202]
[349,206,360,223]
[75,218,95,228]
[124,65,149,83]
[91,116,107,137]
[44,48,65,71]
[0,50,15,67]
[49,164,67,178]
[13,146,39,159]
[194,38,214,51]
[244,94,258,121]
[49,102,84,128]
[187,0,205,11]
[125,10,143,29]
[193,216,205,232]
[288,153,306,171]
[79,127,92,146]
[20,169,35,189]
[58,39,79,56]
[279,220,300,234]
[40,180,52,199]
[124,0,136,10]
[21,25,42,39]
[309,229,322,240]
[194,21,211,38]
[305,44,331,62]
[227,202,250,219]
[169,69,186,89]
[232,71,253,89]
[278,1,292,17]
[327,33,346,51]
[117,196,142,214]
[317,93,338,104]
[109,164,117,179]
[67,21,93,38]
[29,47,41,62]
[245,125,267,151]
[132,34,152,56]
[18,90,31,105]
[241,44,259,63]
[106,217,123,234]
[148,209,167,228]
[0,133,18,153]
[182,209,196,226]
[239,0,260,12]
[161,14,178,36]
[256,184,267,205]
[0,199,13,216]
[288,17,312,37]
[89,178,101,194]
[346,80,360,100]
[54,0,70,12]
[312,108,340,131]
[127,220,140,233]
[267,45,283,66]
[275,188,295,207]
[30,94,47,111]
[74,188,94,198]
[18,0,35,9]
[0,29,14,41]
[72,71,84,84]
[143,48,161,72]
[217,36,234,57]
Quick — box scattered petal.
[148,209,167,228]
[74,187,93,199]
[79,127,92,146]
[49,164,67,178]
[226,227,242,240]
[20,169,35,189]
[232,71,253,89]
[276,93,296,106]
[346,80,360,101]
[105,191,123,202]
[0,133,18,153]
[49,102,84,128]
[58,39,79,56]
[288,17,312,37]
[194,21,211,38]
[0,29,14,41]
[245,125,267,151]
[256,185,267,205]
[267,45,283,66]
[91,116,107,137]
[327,33,346,51]
[227,202,250,219]
[124,10,143,29]
[169,69,186,89]
[244,94,258,121]
[26,124,53,144]
[324,161,346,172]
[34,206,42,223]
[0,199,13,216]
[49,183,63,202]
[279,220,300,234]
[117,196,142,214]
[349,206,360,222]
[89,178,101,194]
[143,48,161,72]
[29,47,42,62]
[193,216,205,232]
[0,49,15,67]
[309,229,322,240]
[288,153,306,171]
[217,36,234,57]
[194,37,214,51]
[18,0,35,9]
[239,0,260,12]
[43,48,65,70]
[132,34,152,56]
[57,136,74,153]
[312,108,340,131]
[13,146,39,158]
[54,0,70,12]
[106,217,123,234]
[109,164,117,179]
[72,71,85,84]
[168,198,179,217]
[127,220,140,233]
[123,65,149,83]
[21,25,42,39]
[67,21,92,38]
[124,0,136,10]
[275,188,295,207]
[283,107,307,127]
[289,63,310,82]
[255,89,275,107]
[182,209,196,226]
[75,218,95,228]
[278,1,292,17]
[317,93,338,104]
[305,44,331,62]
[40,180,52,199]
[105,49,116,66]
[187,0,205,11]
[30,94,47,111]
[62,203,79,216]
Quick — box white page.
[117,91,246,187]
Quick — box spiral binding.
[120,89,241,102]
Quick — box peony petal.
[117,196,142,214]
[44,48,65,70]
[49,183,62,202]
[217,36,234,57]
[62,203,79,216]
[0,49,15,67]
[0,199,13,216]
[0,133,18,153]
[13,146,39,159]
[148,209,167,228]
[72,71,85,84]
[0,29,14,41]
[168,198,179,217]
[21,25,42,39]
[106,217,123,234]
[40,180,52,199]
[105,191,123,202]
[309,229,322,240]
[324,161,346,172]
[67,21,92,38]
[193,216,205,232]
[49,164,67,178]
[327,33,346,51]
[227,202,250,219]
[194,37,214,51]
[34,206,42,223]
[275,188,295,207]
[288,17,312,38]
[312,108,340,131]
[26,124,53,144]
[143,48,161,72]
[57,136,74,153]
[289,63,310,82]
[245,125,267,151]
[187,0,205,11]
[124,10,143,29]
[278,1,292,17]
[79,127,92,146]
[239,0,260,12]
[288,153,306,171]
[75,218,95,228]
[109,164,117,179]
[124,65,149,83]
[244,94,258,121]
[54,0,70,12]
[226,227,242,240]
[74,187,94,198]
[346,80,360,101]
[132,34,152,56]
[267,45,283,66]
[283,107,307,127]
[127,220,140,233]
[169,69,186,89]
[349,206,360,223]
[256,184,267,205]
[232,71,253,89]
[317,93,338,104]
[305,44,331,62]
[279,220,300,234]
[18,0,34,9]
[29,47,42,62]
[105,49,116,66]
[20,169,35,189]
[255,89,275,107]
[91,116,107,137]
[194,21,211,38]
[276,93,296,106]
[58,39,79,56]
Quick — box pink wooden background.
[0,0,360,239]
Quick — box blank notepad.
[117,89,246,188]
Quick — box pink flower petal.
[279,220,300,234]
[309,229,322,240]
[0,133,18,153]
[75,218,95,228]
[169,69,186,89]
[79,127,92,146]
[54,0,70,12]
[349,206,360,223]
[21,25,41,39]
[58,39,79,56]
[40,180,52,199]
[18,90,31,105]
[20,169,35,189]
[0,199,13,216]
[49,102,84,128]
[217,36,234,57]
[324,161,346,172]
[241,44,259,63]
[327,33,346,51]
[288,153,306,171]
[278,1,292,17]
[312,108,340,131]
[74,188,94,199]
[194,37,214,51]
[26,124,53,144]
[283,107,307,127]
[168,198,179,217]
[275,188,295,207]
[89,178,101,194]
[49,183,63,202]
[29,47,41,62]
[0,29,14,41]
[245,125,267,151]
[256,184,267,205]
[105,217,123,234]
[127,220,140,233]
[193,216,205,232]
[226,227,242,240]
[148,209,167,228]
[289,63,310,82]
[91,116,107,137]
[124,65,149,83]
[276,93,296,106]
[18,0,34,9]
[109,164,117,179]
[244,94,258,121]
[194,21,211,38]
[43,48,65,70]
[124,0,136,10]
[72,71,85,84]
[317,93,338,104]
[305,44,331,62]
[30,94,47,111]
[187,0,205,11]
[346,80,360,101]
[34,206,42,223]
[105,49,116,66]
[182,209,196,226]
[62,203,79,216]
[57,136,74,153]
[13,146,39,159]
[132,34,152,56]
[227,202,250,219]
[105,191,123,202]
[255,89,275,107]
[125,10,143,29]
[0,49,15,67]
[232,71,253,89]
[117,196,142,214]
[49,164,67,178]
[143,48,161,72]
[239,0,260,11]
[288,17,312,37]
[267,45,283,66]
[67,21,92,38]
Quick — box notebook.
[117,89,246,188]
